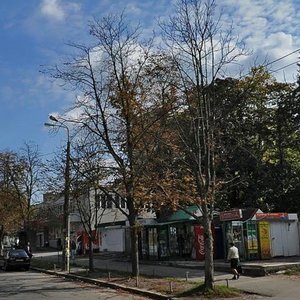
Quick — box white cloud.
[263,32,293,51]
[125,3,141,15]
[40,0,65,21]
[40,0,80,22]
[221,0,300,82]
[271,2,294,23]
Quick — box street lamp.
[45,115,71,273]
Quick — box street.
[0,269,149,300]
[32,251,300,300]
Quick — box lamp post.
[45,116,71,273]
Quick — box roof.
[159,205,202,223]
[241,208,260,221]
[96,221,126,228]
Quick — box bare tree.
[19,142,44,222]
[0,143,44,245]
[70,137,107,272]
[45,13,174,276]
[159,0,246,289]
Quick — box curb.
[31,267,173,300]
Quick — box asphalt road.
[0,269,149,300]
[32,251,300,300]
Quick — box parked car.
[0,249,31,271]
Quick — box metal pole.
[65,137,71,273]
[45,117,71,273]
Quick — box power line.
[263,48,300,68]
[240,48,300,79]
[270,60,300,74]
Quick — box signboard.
[256,213,288,220]
[220,209,242,221]
[194,225,205,260]
[258,221,271,259]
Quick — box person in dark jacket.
[57,238,62,251]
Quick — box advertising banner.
[220,209,242,221]
[76,230,100,254]
[194,225,205,260]
[247,222,258,250]
[258,221,271,259]
[256,213,288,220]
[246,222,258,259]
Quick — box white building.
[37,189,156,254]
[91,189,156,253]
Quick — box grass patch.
[146,278,199,294]
[31,258,64,270]
[75,267,129,279]
[176,283,241,298]
[31,258,243,298]
[283,266,300,275]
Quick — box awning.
[161,205,202,222]
[145,219,197,228]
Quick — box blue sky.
[0,0,299,158]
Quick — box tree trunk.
[0,225,3,256]
[130,221,139,276]
[203,213,214,290]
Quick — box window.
[115,195,120,208]
[69,200,76,212]
[107,196,112,208]
[101,195,106,209]
[121,197,126,209]
[95,194,100,210]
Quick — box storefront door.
[148,228,158,258]
[224,221,245,259]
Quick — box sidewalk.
[148,256,300,276]
[33,251,300,299]
[89,251,300,276]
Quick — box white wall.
[100,227,125,252]
[270,221,300,257]
[286,222,300,256]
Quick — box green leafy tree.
[158,0,246,290]
[213,68,300,213]
[0,144,43,246]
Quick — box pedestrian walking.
[71,240,76,260]
[227,242,240,280]
[57,238,62,251]
[25,242,33,258]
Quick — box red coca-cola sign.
[194,225,205,260]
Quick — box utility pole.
[64,133,71,273]
[45,115,71,273]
